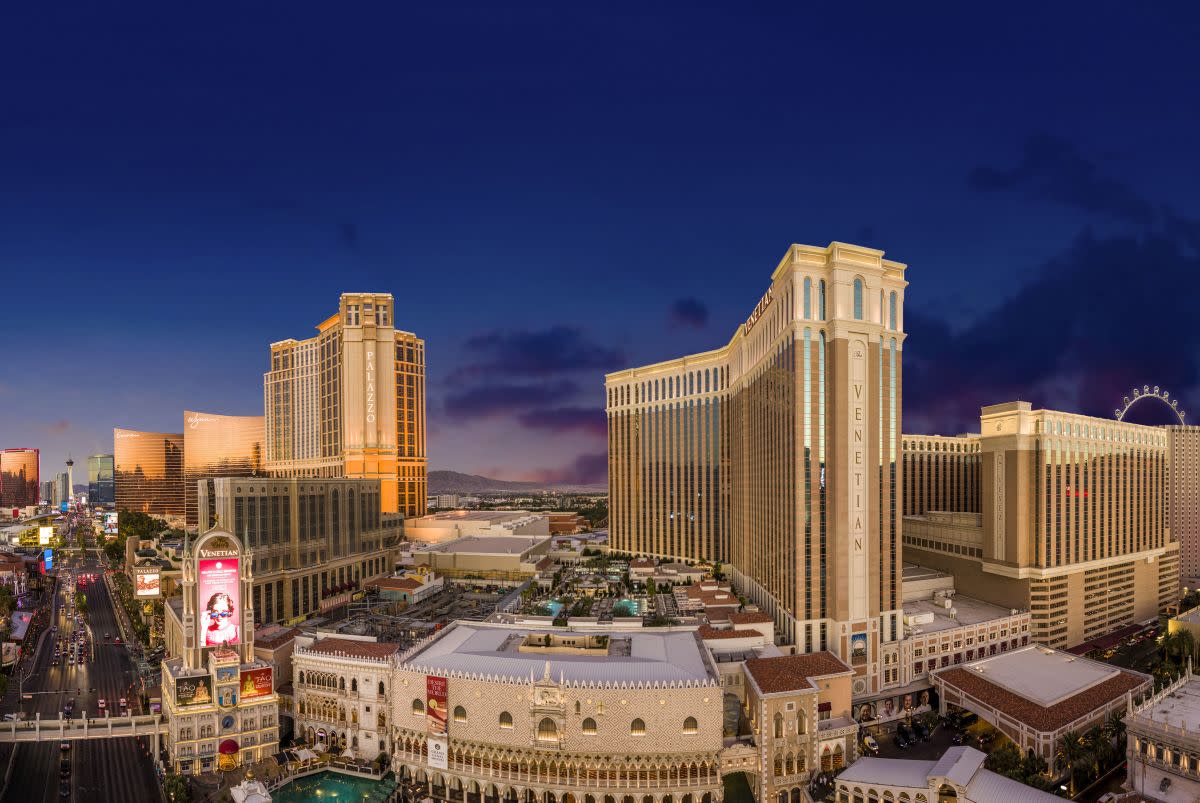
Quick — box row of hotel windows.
[408,699,699,737]
[911,637,1028,672]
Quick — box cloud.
[45,419,70,435]
[668,297,709,329]
[519,452,608,485]
[443,380,579,421]
[967,134,1157,225]
[903,228,1200,434]
[517,406,607,437]
[450,326,625,383]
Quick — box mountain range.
[428,470,605,495]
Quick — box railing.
[0,714,166,742]
[394,751,720,790]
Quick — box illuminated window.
[630,718,646,736]
[411,699,424,716]
[853,278,864,320]
[582,717,597,735]
[683,716,698,734]
[499,711,513,729]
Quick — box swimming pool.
[272,771,395,802]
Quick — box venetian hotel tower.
[607,242,906,697]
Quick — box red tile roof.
[375,577,424,591]
[729,612,774,625]
[745,652,853,693]
[936,665,1148,731]
[698,626,755,640]
[303,638,401,660]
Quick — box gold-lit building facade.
[182,410,264,531]
[264,293,427,517]
[901,434,980,516]
[1167,425,1200,584]
[0,448,39,508]
[607,242,908,697]
[114,428,184,520]
[903,402,1179,649]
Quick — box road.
[0,511,159,802]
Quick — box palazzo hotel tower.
[264,293,427,517]
[607,242,906,697]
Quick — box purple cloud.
[668,297,709,329]
[517,406,607,437]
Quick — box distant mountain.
[428,470,605,495]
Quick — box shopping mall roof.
[934,645,1149,731]
[422,535,547,556]
[401,622,718,687]
[838,747,1061,803]
[1133,676,1200,733]
[903,595,1018,634]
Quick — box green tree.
[163,772,191,802]
[984,741,1022,776]
[75,592,88,615]
[1083,724,1111,777]
[104,539,124,567]
[1056,730,1087,796]
[1105,710,1127,751]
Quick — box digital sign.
[103,512,118,536]
[43,549,53,573]
[426,675,448,735]
[240,667,273,699]
[175,675,212,707]
[38,526,53,546]
[198,558,240,647]
[134,566,161,598]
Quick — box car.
[59,760,70,778]
[114,637,122,644]
[912,721,931,741]
[104,633,109,640]
[3,713,21,722]
[951,731,966,745]
[861,734,880,755]
[60,742,70,752]
[98,699,105,711]
[892,735,909,750]
[897,723,914,742]
[59,781,70,799]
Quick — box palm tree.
[1105,711,1127,751]
[1056,730,1087,795]
[1176,629,1196,666]
[1083,724,1110,777]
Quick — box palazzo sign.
[365,349,376,424]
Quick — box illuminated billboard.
[103,512,118,536]
[198,557,240,647]
[426,675,448,735]
[240,667,273,699]
[38,526,53,546]
[174,675,213,707]
[43,549,53,573]
[134,566,161,598]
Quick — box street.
[0,511,159,802]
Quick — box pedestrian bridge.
[0,713,166,745]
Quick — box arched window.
[797,709,806,735]
[339,676,345,690]
[378,681,385,696]
[853,278,864,320]
[453,705,468,723]
[774,712,784,738]
[351,678,358,692]
[630,718,646,736]
[298,671,305,685]
[818,280,827,320]
[582,717,597,735]
[803,278,812,319]
[683,716,698,734]
[411,699,424,716]
[575,701,581,715]
[537,717,559,742]
[889,291,898,330]
[499,711,513,729]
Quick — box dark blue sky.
[4,3,1199,484]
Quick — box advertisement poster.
[240,667,273,699]
[426,675,448,735]
[427,734,448,770]
[103,512,118,536]
[42,549,53,573]
[175,675,213,707]
[134,566,161,598]
[38,526,53,546]
[198,558,240,647]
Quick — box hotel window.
[889,291,897,330]
[630,718,646,736]
[581,717,596,735]
[683,716,698,734]
[853,278,864,320]
[499,711,513,729]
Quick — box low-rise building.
[373,573,445,604]
[932,644,1150,763]
[836,747,1061,803]
[293,635,400,759]
[744,651,859,802]
[407,535,550,586]
[406,511,552,544]
[1126,665,1200,803]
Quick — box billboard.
[43,549,53,573]
[38,526,53,546]
[134,566,161,599]
[175,675,213,707]
[59,502,68,513]
[103,512,118,536]
[198,558,240,647]
[240,667,273,699]
[426,675,448,735]
[427,734,448,770]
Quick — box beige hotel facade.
[607,242,907,698]
[264,292,427,517]
[903,402,1179,649]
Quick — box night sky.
[4,4,1199,485]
